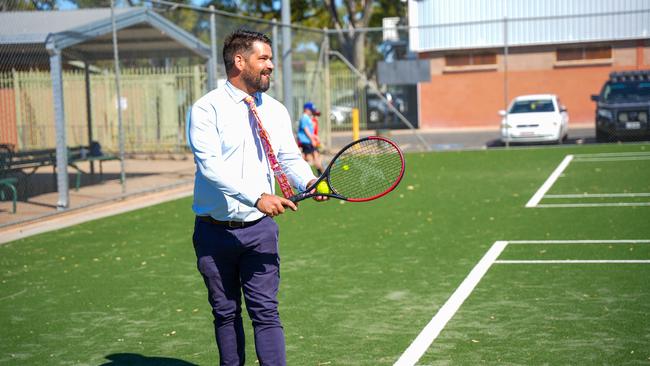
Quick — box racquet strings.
[328,139,403,200]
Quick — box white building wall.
[409,0,650,52]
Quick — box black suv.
[591,70,650,142]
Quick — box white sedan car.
[500,94,569,144]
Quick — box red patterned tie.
[244,96,295,199]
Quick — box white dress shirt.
[188,81,316,222]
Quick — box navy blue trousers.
[193,216,286,366]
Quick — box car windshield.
[602,81,650,102]
[509,99,555,113]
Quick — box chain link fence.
[0,0,336,223]
[1,0,649,222]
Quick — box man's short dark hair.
[223,29,272,74]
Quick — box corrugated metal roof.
[409,0,650,52]
[0,8,133,44]
[0,7,210,67]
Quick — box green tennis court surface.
[528,151,650,207]
[2,143,649,365]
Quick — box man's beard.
[242,68,271,93]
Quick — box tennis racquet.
[290,136,405,203]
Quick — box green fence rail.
[0,65,206,153]
[0,64,357,154]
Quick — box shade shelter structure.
[0,7,213,210]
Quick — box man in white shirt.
[188,29,321,366]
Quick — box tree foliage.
[2,0,406,76]
[0,0,57,11]
[201,0,328,25]
[323,0,405,78]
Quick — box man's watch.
[254,193,265,208]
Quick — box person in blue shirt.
[297,102,324,175]
[187,29,326,366]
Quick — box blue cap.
[303,102,316,112]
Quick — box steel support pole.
[503,2,509,148]
[84,61,95,174]
[48,46,69,210]
[272,19,281,99]
[208,5,218,90]
[322,31,332,151]
[111,1,126,192]
[281,0,293,120]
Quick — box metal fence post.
[322,31,332,151]
[84,61,95,174]
[272,19,281,99]
[111,0,126,193]
[47,45,69,210]
[208,5,218,91]
[12,69,22,149]
[192,64,202,103]
[503,2,509,148]
[281,0,293,120]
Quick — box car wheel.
[368,109,382,123]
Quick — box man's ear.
[234,54,245,72]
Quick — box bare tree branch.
[360,0,373,27]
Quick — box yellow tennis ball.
[316,181,331,194]
[342,164,350,171]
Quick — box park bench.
[0,144,119,214]
[66,145,120,189]
[1,146,57,214]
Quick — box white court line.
[574,152,650,158]
[573,156,650,162]
[525,155,573,208]
[393,239,650,365]
[536,202,650,208]
[508,239,650,244]
[495,260,650,264]
[393,241,508,366]
[545,193,650,198]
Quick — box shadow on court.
[98,353,198,366]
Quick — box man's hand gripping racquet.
[290,136,405,203]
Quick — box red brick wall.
[0,89,18,147]
[419,66,626,128]
[417,41,648,129]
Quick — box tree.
[323,0,374,75]
[0,0,56,11]
[323,0,405,78]
[201,0,328,24]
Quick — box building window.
[557,46,612,61]
[445,52,496,67]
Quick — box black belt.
[198,215,264,228]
